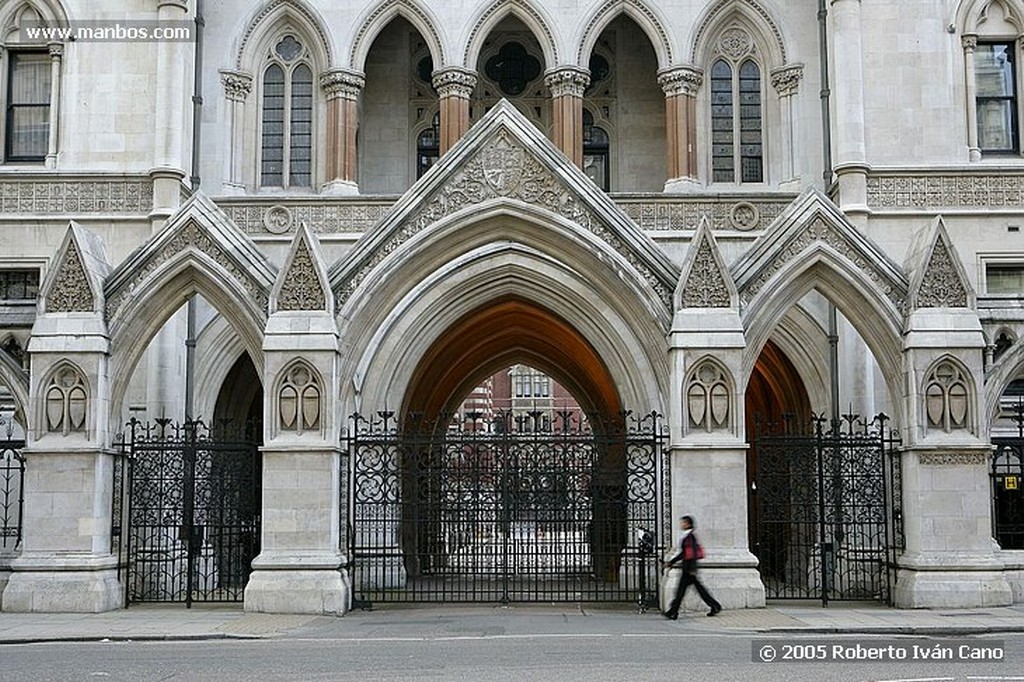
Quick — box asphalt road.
[2,632,1022,682]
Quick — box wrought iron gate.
[753,414,903,605]
[992,401,1024,549]
[0,417,24,553]
[117,419,261,606]
[344,411,666,605]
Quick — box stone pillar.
[661,224,765,611]
[320,68,364,196]
[771,65,803,189]
[3,225,120,612]
[219,70,252,195]
[151,0,189,223]
[830,0,869,217]
[244,224,350,614]
[45,42,62,169]
[432,67,477,154]
[658,66,702,192]
[963,36,981,162]
[544,66,590,168]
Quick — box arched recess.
[576,0,673,68]
[739,254,906,427]
[0,348,29,427]
[985,334,1024,422]
[337,200,670,420]
[689,0,788,66]
[462,0,559,69]
[193,316,249,422]
[404,298,621,421]
[348,0,445,72]
[212,352,263,428]
[106,254,267,423]
[233,0,333,71]
[955,0,1024,34]
[921,354,977,436]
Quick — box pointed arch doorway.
[347,298,666,604]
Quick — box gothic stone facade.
[0,0,1022,613]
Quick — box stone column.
[219,70,252,195]
[658,66,702,192]
[963,36,981,162]
[2,225,120,612]
[151,0,189,223]
[44,42,62,169]
[544,66,590,168]
[432,67,477,154]
[771,65,803,189]
[320,68,364,196]
[830,0,869,217]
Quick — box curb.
[0,632,265,645]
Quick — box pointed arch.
[956,0,1024,34]
[348,0,446,72]
[463,0,559,69]
[684,355,735,434]
[0,348,29,426]
[234,0,333,71]
[985,338,1024,423]
[193,317,249,424]
[272,357,323,438]
[576,0,673,68]
[35,359,89,438]
[0,0,69,44]
[690,0,788,67]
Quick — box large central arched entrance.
[346,298,665,605]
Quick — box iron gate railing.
[753,413,903,605]
[993,401,1024,549]
[343,410,667,605]
[0,416,24,553]
[116,418,261,606]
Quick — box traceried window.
[485,42,541,97]
[0,269,39,302]
[5,51,50,162]
[260,36,313,188]
[711,57,763,183]
[976,42,1018,153]
[583,109,609,191]
[416,111,440,179]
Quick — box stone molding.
[216,199,394,234]
[220,70,253,102]
[918,451,988,466]
[770,64,803,97]
[544,67,590,98]
[0,176,153,214]
[319,68,365,101]
[432,67,477,99]
[46,240,94,313]
[658,66,703,97]
[866,172,1024,210]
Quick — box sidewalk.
[1,602,1023,644]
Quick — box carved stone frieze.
[277,239,327,311]
[681,237,730,308]
[105,222,269,322]
[918,451,988,466]
[866,174,1024,209]
[334,130,673,308]
[620,197,787,231]
[0,178,153,214]
[739,216,908,314]
[917,238,969,308]
[46,240,94,313]
[217,200,393,234]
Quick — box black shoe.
[663,613,677,620]
[707,606,721,617]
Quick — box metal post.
[815,417,830,606]
[818,0,833,186]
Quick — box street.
[2,630,1022,682]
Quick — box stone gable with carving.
[681,237,730,307]
[334,129,673,309]
[917,238,968,308]
[277,239,327,311]
[46,241,95,313]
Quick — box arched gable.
[348,0,446,72]
[0,0,69,45]
[234,0,334,71]
[956,0,1024,35]
[463,0,559,69]
[690,0,788,67]
[576,0,673,68]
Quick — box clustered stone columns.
[432,67,477,155]
[545,66,590,168]
[219,70,252,195]
[150,0,190,224]
[657,66,702,192]
[45,42,63,169]
[320,68,364,195]
[770,65,803,188]
[962,36,982,162]
[830,0,869,220]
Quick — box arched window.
[925,360,971,433]
[260,36,313,188]
[416,111,440,179]
[583,109,609,191]
[711,57,763,183]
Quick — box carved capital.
[962,34,978,52]
[319,68,365,101]
[544,67,590,99]
[658,66,703,97]
[47,42,64,59]
[220,70,252,103]
[432,67,477,99]
[771,64,804,97]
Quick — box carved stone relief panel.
[687,361,730,432]
[278,363,321,435]
[924,360,970,433]
[44,365,88,435]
